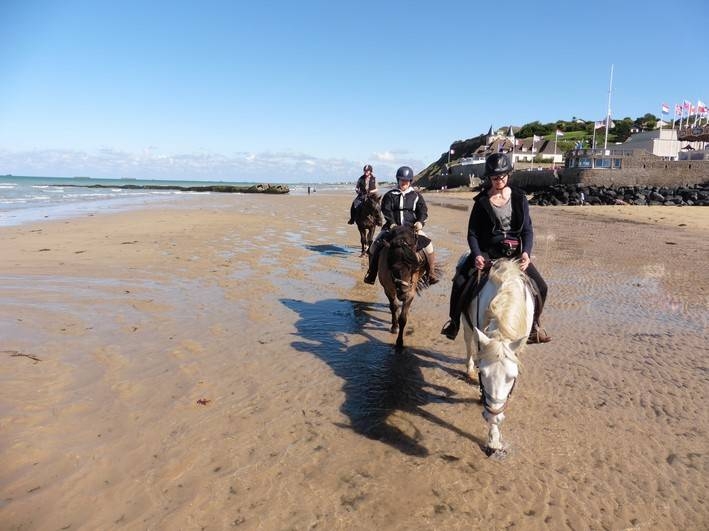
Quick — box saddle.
[459,264,543,330]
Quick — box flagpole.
[553,132,558,169]
[603,64,613,150]
[680,102,685,129]
[592,125,596,150]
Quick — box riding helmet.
[363,164,373,172]
[484,153,512,177]
[395,166,414,181]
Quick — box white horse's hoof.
[484,446,509,460]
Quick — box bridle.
[478,370,517,416]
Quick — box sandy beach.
[1,191,707,530]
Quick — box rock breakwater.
[530,183,709,206]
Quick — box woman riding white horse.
[461,257,534,456]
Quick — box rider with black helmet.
[440,152,551,343]
[348,164,380,224]
[363,166,439,285]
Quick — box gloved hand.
[413,221,423,232]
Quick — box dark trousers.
[447,258,548,328]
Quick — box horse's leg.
[484,412,505,454]
[463,325,478,380]
[396,296,413,348]
[359,228,367,256]
[463,301,479,380]
[387,293,399,334]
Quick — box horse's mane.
[385,226,431,293]
[387,226,418,267]
[485,259,529,351]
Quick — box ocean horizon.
[0,175,353,227]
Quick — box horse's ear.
[474,327,491,347]
[509,336,527,352]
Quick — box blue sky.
[1,0,707,183]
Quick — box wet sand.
[1,191,707,530]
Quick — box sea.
[0,175,352,227]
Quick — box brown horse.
[378,225,436,349]
[354,194,382,256]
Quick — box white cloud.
[0,146,431,183]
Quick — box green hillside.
[417,113,663,183]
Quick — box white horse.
[461,257,534,456]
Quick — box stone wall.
[561,156,709,187]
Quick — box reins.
[479,374,517,416]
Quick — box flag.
[555,130,564,137]
[698,100,708,113]
[594,120,605,129]
[675,104,682,116]
[661,103,670,114]
[532,135,541,142]
[683,100,691,110]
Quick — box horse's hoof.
[390,326,398,334]
[484,446,508,460]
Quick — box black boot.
[347,204,355,224]
[441,269,472,340]
[363,244,381,284]
[425,252,439,285]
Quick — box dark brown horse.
[378,225,436,348]
[354,194,382,256]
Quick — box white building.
[620,129,703,160]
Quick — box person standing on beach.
[440,153,551,343]
[347,164,380,224]
[363,166,439,285]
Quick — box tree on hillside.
[613,119,632,142]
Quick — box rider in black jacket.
[363,166,439,285]
[440,153,551,343]
[348,164,379,224]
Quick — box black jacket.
[467,186,533,258]
[355,174,377,195]
[381,187,428,230]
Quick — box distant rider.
[348,164,380,224]
[363,166,439,285]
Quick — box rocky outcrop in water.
[529,183,709,206]
[53,183,290,194]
